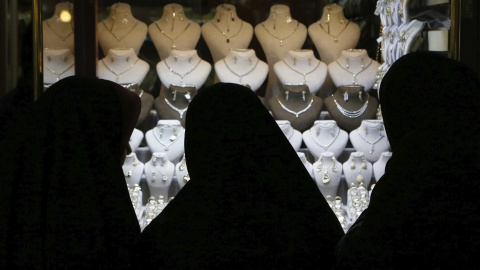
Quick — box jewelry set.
[316,156,338,184]
[153,125,184,151]
[309,123,340,151]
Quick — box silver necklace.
[209,20,243,43]
[102,58,140,83]
[163,57,202,84]
[44,63,74,81]
[356,129,385,154]
[223,58,259,83]
[335,59,373,85]
[102,20,139,41]
[155,20,192,49]
[261,21,299,46]
[333,95,369,118]
[282,59,321,83]
[153,127,185,151]
[164,98,188,118]
[276,97,314,118]
[309,127,340,150]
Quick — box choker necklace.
[223,58,259,83]
[282,59,321,83]
[155,20,192,49]
[153,127,185,151]
[163,57,202,84]
[316,156,338,184]
[44,63,74,81]
[102,58,140,83]
[335,59,373,85]
[309,126,340,150]
[45,20,73,41]
[261,21,299,46]
[356,129,385,154]
[164,97,188,118]
[102,20,139,41]
[123,157,140,178]
[333,95,369,118]
[277,97,314,118]
[318,20,350,43]
[209,20,243,43]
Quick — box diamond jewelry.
[223,58,260,83]
[276,97,314,118]
[101,58,140,83]
[261,21,299,46]
[209,20,243,43]
[309,125,340,150]
[163,57,202,84]
[153,126,185,151]
[282,59,321,83]
[102,20,139,41]
[44,63,74,82]
[164,98,188,118]
[356,128,385,154]
[155,20,192,49]
[318,20,350,42]
[333,95,370,118]
[335,59,373,85]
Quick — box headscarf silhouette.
[335,52,480,269]
[138,83,344,269]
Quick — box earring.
[344,92,349,102]
[379,125,384,136]
[172,90,177,101]
[323,167,330,184]
[285,91,289,101]
[152,172,156,183]
[160,127,164,138]
[273,5,277,30]
[302,91,306,102]
[170,127,178,141]
[362,157,367,169]
[122,12,129,24]
[316,158,323,172]
[286,15,292,23]
[350,157,356,170]
[332,157,338,172]
[152,156,157,166]
[359,91,362,102]
[179,12,184,21]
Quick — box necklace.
[316,156,338,184]
[209,20,243,43]
[276,97,314,118]
[44,63,75,82]
[349,156,368,184]
[120,83,144,98]
[164,98,188,118]
[155,20,192,49]
[163,57,202,84]
[102,58,140,83]
[309,126,340,150]
[123,157,140,178]
[183,173,190,183]
[318,21,350,42]
[45,20,73,41]
[282,59,321,83]
[152,162,171,181]
[261,21,299,46]
[333,95,369,118]
[153,127,185,151]
[102,20,139,41]
[356,129,385,154]
[335,59,373,85]
[223,58,259,83]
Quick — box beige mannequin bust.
[42,2,74,53]
[328,49,380,91]
[145,120,185,164]
[343,152,373,188]
[43,48,75,86]
[201,4,254,64]
[148,3,201,60]
[98,3,148,56]
[313,151,343,198]
[255,5,307,106]
[274,49,327,94]
[268,84,323,132]
[175,155,189,190]
[276,120,303,151]
[324,85,378,132]
[154,84,197,127]
[349,120,391,163]
[145,152,174,199]
[214,49,268,92]
[97,48,149,84]
[302,120,349,160]
[122,152,144,186]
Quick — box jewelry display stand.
[313,151,343,198]
[298,152,314,179]
[129,128,143,152]
[175,155,189,190]
[122,152,144,186]
[144,152,174,199]
[343,152,373,188]
[303,120,348,160]
[98,2,148,56]
[276,120,302,151]
[42,2,75,53]
[373,151,392,182]
[43,48,75,88]
[154,84,197,127]
[350,120,390,163]
[145,120,185,164]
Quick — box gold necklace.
[123,157,140,178]
[44,63,75,81]
[45,20,73,41]
[153,162,171,181]
[318,21,350,42]
[261,21,299,46]
[316,156,338,184]
[102,20,139,41]
[102,58,140,83]
[155,20,192,49]
[209,20,243,43]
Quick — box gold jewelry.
[209,20,243,43]
[335,59,373,85]
[152,160,171,182]
[316,156,336,184]
[183,173,190,183]
[179,155,187,171]
[261,21,299,46]
[102,20,139,41]
[155,20,192,49]
[318,20,349,43]
[153,126,185,151]
[101,58,140,83]
[45,20,73,41]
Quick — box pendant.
[370,145,375,154]
[323,170,330,184]
[226,39,230,43]
[280,40,283,46]
[185,92,191,100]
[356,174,364,183]
[162,175,168,181]
[183,173,190,183]
[334,38,338,42]
[125,171,132,178]
[164,146,169,151]
[171,43,176,49]
[170,135,177,141]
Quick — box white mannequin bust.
[42,2,74,53]
[349,120,390,163]
[215,49,269,91]
[156,49,211,89]
[255,4,307,105]
[274,49,327,94]
[276,120,302,151]
[343,152,373,188]
[308,4,360,64]
[144,152,174,199]
[43,48,75,86]
[328,49,380,91]
[122,152,144,186]
[312,151,342,198]
[297,152,314,179]
[129,128,143,152]
[201,4,254,64]
[373,151,392,181]
[145,120,185,164]
[148,3,201,60]
[302,120,348,160]
[98,3,148,56]
[97,48,149,84]
[175,155,189,190]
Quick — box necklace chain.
[102,58,140,83]
[152,162,171,181]
[163,57,202,83]
[223,58,260,83]
[45,20,73,41]
[153,127,185,151]
[155,20,192,49]
[164,98,188,118]
[356,129,385,154]
[335,59,373,85]
[309,126,340,150]
[318,21,350,42]
[277,97,314,118]
[282,59,321,83]
[209,20,244,43]
[122,157,140,178]
[333,95,369,118]
[102,20,139,41]
[261,21,299,46]
[45,63,74,82]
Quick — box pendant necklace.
[309,126,340,150]
[153,127,185,151]
[164,97,188,118]
[123,157,140,178]
[45,20,73,41]
[261,21,299,46]
[155,20,192,49]
[163,57,202,84]
[333,94,369,118]
[153,162,171,181]
[280,124,294,140]
[277,97,314,118]
[102,20,139,41]
[209,20,243,43]
[318,21,350,43]
[356,129,385,154]
[350,156,368,184]
[316,156,338,184]
[44,63,75,82]
[223,58,259,83]
[335,59,373,85]
[282,59,321,83]
[102,58,140,83]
